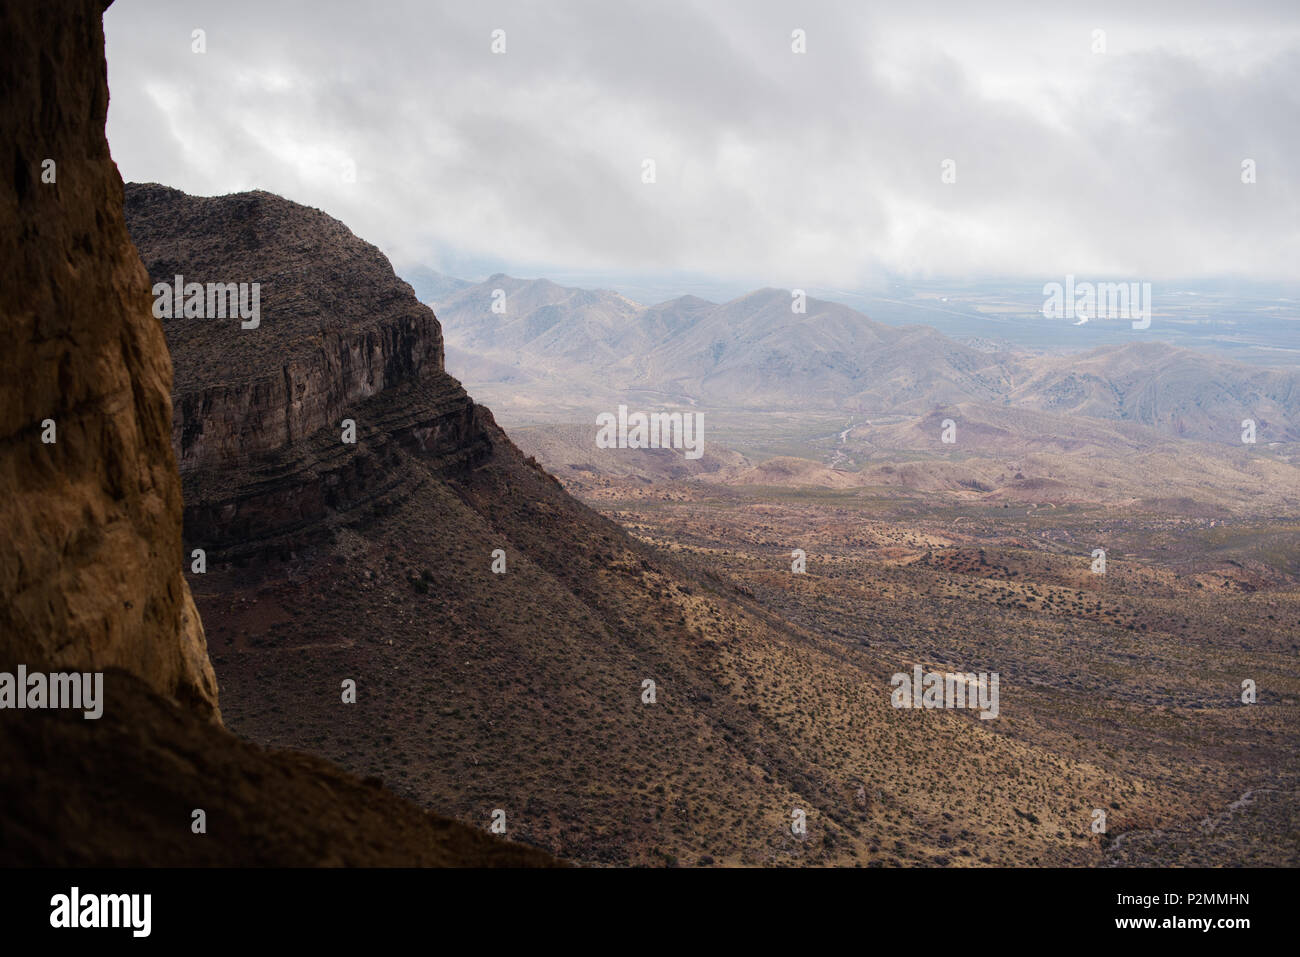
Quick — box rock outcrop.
[0,0,218,720]
[126,184,491,560]
[124,184,447,469]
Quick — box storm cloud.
[105,0,1300,286]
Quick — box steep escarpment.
[125,184,447,469]
[0,0,217,719]
[0,0,555,867]
[127,184,489,558]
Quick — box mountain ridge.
[428,273,1300,443]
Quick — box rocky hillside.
[127,183,490,559]
[126,184,447,470]
[0,0,554,868]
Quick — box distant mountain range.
[416,271,1300,445]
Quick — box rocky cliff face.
[125,184,490,558]
[125,184,446,469]
[0,0,218,720]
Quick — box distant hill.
[1007,341,1299,444]
[432,275,1300,443]
[401,265,472,304]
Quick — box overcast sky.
[105,0,1300,289]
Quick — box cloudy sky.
[105,0,1300,291]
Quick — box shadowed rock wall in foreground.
[0,0,218,720]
